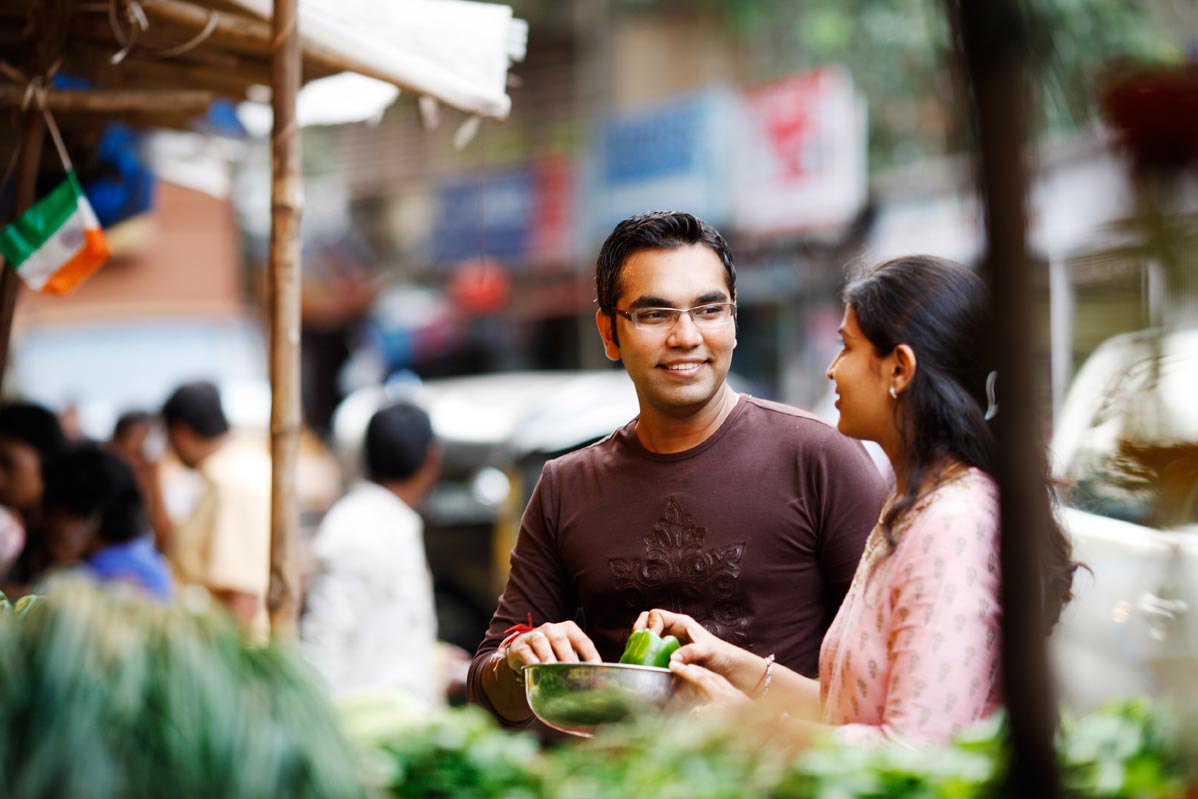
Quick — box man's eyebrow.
[627,291,729,309]
[628,295,673,309]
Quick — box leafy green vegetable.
[346,697,1191,799]
[0,579,364,799]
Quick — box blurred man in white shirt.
[301,401,443,703]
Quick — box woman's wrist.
[726,649,772,693]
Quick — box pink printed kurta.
[818,467,1002,746]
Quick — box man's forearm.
[480,651,535,724]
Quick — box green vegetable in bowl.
[618,629,680,668]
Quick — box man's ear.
[595,308,621,362]
[892,344,918,394]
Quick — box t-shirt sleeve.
[841,485,1002,746]
[812,432,887,601]
[467,461,579,718]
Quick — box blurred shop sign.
[431,168,532,264]
[429,158,574,268]
[588,89,736,240]
[732,68,867,234]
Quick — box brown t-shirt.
[468,395,886,716]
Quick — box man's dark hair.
[113,410,151,440]
[365,402,435,483]
[0,401,67,458]
[161,381,229,439]
[42,443,146,544]
[595,210,736,318]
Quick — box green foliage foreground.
[0,583,364,799]
[0,584,1191,799]
[342,696,1189,799]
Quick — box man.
[301,401,444,702]
[0,402,68,585]
[467,211,886,725]
[161,381,271,639]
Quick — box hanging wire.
[476,118,487,277]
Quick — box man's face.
[44,508,97,564]
[0,436,45,515]
[596,244,736,419]
[165,424,199,469]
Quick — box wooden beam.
[267,0,303,640]
[0,108,43,390]
[0,86,214,114]
[141,0,420,94]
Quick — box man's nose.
[667,311,704,347]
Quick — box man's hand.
[501,620,601,677]
[484,620,601,724]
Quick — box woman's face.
[825,306,897,445]
[0,437,45,516]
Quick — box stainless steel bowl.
[523,662,679,737]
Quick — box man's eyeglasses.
[615,302,736,330]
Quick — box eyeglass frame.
[613,301,737,331]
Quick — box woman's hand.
[633,608,760,689]
[669,660,751,711]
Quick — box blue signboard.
[430,168,534,266]
[586,88,736,244]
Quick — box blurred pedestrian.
[0,401,68,588]
[301,401,444,703]
[108,410,172,551]
[161,381,271,640]
[40,442,173,600]
[469,211,886,726]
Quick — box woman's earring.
[888,385,898,400]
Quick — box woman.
[637,255,1078,746]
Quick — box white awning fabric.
[225,0,527,120]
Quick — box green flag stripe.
[0,171,86,269]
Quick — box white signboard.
[733,68,868,234]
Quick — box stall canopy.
[0,0,525,639]
[0,0,526,129]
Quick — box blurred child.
[41,443,173,600]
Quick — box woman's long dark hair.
[844,255,1078,630]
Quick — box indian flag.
[0,171,110,295]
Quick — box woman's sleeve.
[837,483,1002,747]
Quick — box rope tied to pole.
[0,60,67,198]
[106,0,218,64]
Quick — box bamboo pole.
[947,1,1062,796]
[266,0,302,639]
[0,87,214,114]
[0,108,45,391]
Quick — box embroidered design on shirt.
[608,496,748,645]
